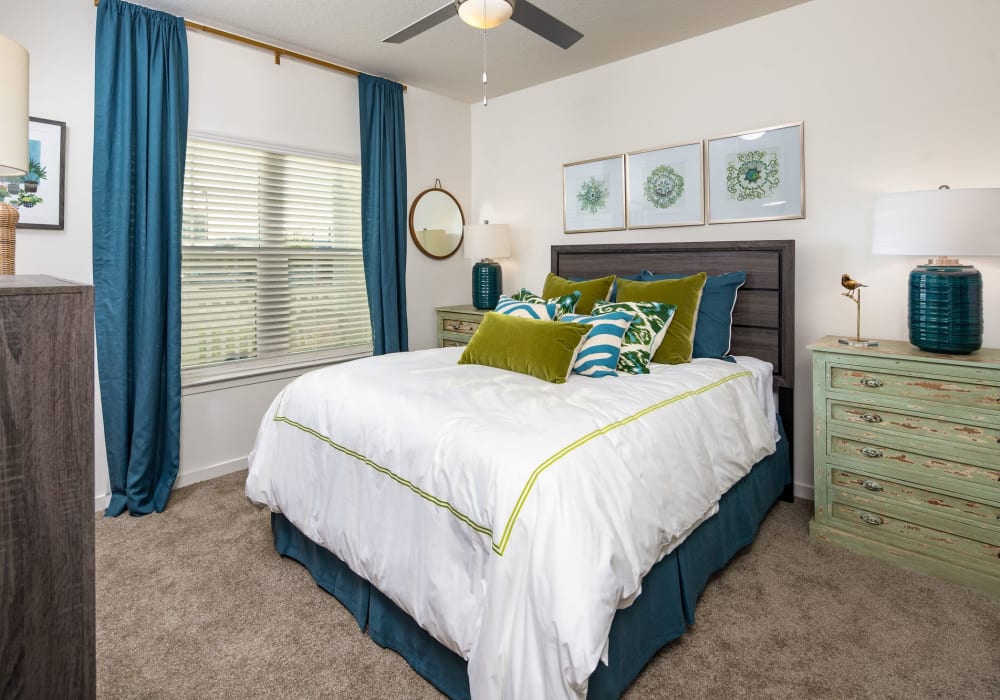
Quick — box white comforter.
[246,347,775,699]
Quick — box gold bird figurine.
[841,274,867,291]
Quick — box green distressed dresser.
[809,336,1000,596]
[436,305,487,347]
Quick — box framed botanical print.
[563,154,625,233]
[626,141,703,228]
[0,117,67,230]
[706,122,804,224]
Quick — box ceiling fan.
[384,0,583,50]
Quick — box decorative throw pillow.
[591,300,676,375]
[558,310,635,378]
[510,288,581,319]
[541,273,615,315]
[458,312,590,384]
[640,270,747,360]
[571,274,642,302]
[493,294,558,320]
[616,273,707,365]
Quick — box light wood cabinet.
[809,336,1000,597]
[0,276,96,698]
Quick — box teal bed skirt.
[271,421,790,699]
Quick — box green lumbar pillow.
[541,273,615,315]
[458,312,590,384]
[615,273,707,365]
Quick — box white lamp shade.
[463,223,510,260]
[457,0,514,29]
[872,188,1000,257]
[0,35,29,177]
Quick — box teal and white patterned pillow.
[591,300,677,375]
[558,310,635,377]
[494,294,558,320]
[511,288,581,319]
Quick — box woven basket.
[0,203,17,275]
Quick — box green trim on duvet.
[274,370,753,557]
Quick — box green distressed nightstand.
[809,336,1000,597]
[436,305,487,347]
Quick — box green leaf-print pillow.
[591,300,676,375]
[511,288,581,319]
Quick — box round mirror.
[409,186,464,260]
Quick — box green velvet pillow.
[615,273,707,365]
[541,273,615,315]
[458,312,590,384]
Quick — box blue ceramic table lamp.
[463,221,510,309]
[873,186,1000,354]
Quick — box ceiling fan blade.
[383,2,457,44]
[510,0,583,49]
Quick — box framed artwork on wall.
[706,121,804,224]
[626,141,703,229]
[0,117,66,230]
[563,154,625,233]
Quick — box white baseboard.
[94,456,249,512]
[793,481,814,502]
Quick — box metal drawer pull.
[860,513,884,526]
[860,447,883,458]
[860,413,883,424]
[860,378,883,388]
[862,480,884,492]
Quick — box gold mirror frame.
[408,181,465,260]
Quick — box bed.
[247,240,795,699]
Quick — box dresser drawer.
[831,502,1000,567]
[830,365,1000,413]
[830,434,999,499]
[440,317,481,335]
[442,338,467,348]
[831,467,1000,540]
[829,400,1000,451]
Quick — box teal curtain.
[358,74,408,354]
[93,0,188,516]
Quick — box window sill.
[181,348,372,396]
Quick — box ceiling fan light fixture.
[456,0,515,30]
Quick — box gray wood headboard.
[550,240,795,389]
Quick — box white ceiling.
[137,0,812,103]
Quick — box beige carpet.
[95,471,1000,699]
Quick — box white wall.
[468,0,1000,498]
[6,2,471,508]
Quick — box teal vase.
[908,265,982,354]
[472,261,501,310]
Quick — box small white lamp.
[873,186,1000,353]
[463,221,510,310]
[0,34,29,275]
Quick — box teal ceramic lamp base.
[472,260,502,310]
[908,264,982,354]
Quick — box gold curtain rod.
[93,0,406,90]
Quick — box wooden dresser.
[0,276,96,698]
[809,336,999,596]
[436,305,487,347]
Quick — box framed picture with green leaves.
[626,141,703,229]
[706,122,804,224]
[563,154,625,234]
[0,117,66,230]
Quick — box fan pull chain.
[482,20,488,107]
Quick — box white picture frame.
[626,141,703,229]
[706,122,804,224]
[563,154,625,234]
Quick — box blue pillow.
[569,274,642,302]
[558,310,635,378]
[640,270,746,360]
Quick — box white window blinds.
[181,139,371,373]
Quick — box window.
[181,139,371,378]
